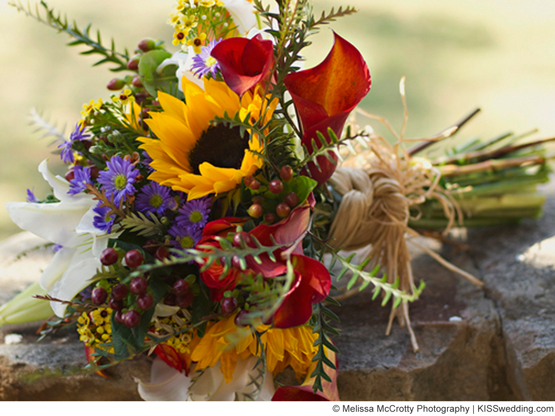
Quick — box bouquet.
[1,0,552,401]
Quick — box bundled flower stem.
[320,79,551,351]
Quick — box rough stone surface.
[0,234,151,400]
[0,181,554,400]
[467,179,555,401]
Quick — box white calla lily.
[158,49,204,92]
[138,356,275,401]
[223,0,258,35]
[5,159,119,317]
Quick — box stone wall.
[1,182,554,400]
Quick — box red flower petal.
[211,35,275,97]
[246,205,311,277]
[153,344,192,376]
[202,217,247,238]
[196,236,241,301]
[284,32,371,184]
[272,254,331,328]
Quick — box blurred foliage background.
[1,0,555,240]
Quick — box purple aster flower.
[191,39,222,79]
[176,196,211,231]
[58,123,90,164]
[168,224,202,250]
[97,156,139,204]
[26,188,38,203]
[141,150,154,174]
[68,165,93,196]
[135,182,173,215]
[93,204,115,233]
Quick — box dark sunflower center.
[188,124,249,175]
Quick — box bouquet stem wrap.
[326,130,484,351]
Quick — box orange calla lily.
[284,32,371,185]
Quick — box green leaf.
[191,280,212,337]
[138,50,176,98]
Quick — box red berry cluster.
[95,247,154,328]
[106,38,161,109]
[164,279,195,309]
[244,166,300,223]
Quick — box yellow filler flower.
[139,78,277,200]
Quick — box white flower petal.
[39,247,75,292]
[49,251,101,317]
[190,363,225,399]
[6,201,93,247]
[223,0,258,35]
[91,233,114,258]
[208,357,254,401]
[37,159,72,201]
[75,205,98,235]
[154,303,181,318]
[137,357,193,401]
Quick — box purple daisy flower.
[135,182,173,216]
[92,204,115,233]
[58,123,90,164]
[141,150,154,174]
[68,165,93,196]
[176,196,211,231]
[26,188,39,203]
[168,224,202,250]
[191,39,222,79]
[97,156,139,204]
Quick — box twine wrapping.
[327,135,483,351]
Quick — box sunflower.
[138,77,277,200]
[190,314,318,383]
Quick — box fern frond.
[28,108,66,146]
[120,212,165,237]
[8,0,129,71]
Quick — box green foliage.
[129,236,291,281]
[299,128,370,175]
[240,331,268,401]
[9,0,130,71]
[191,280,212,337]
[120,211,165,237]
[138,50,181,99]
[240,260,295,326]
[310,298,340,394]
[329,251,425,308]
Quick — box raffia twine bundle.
[325,83,483,351]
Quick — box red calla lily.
[284,32,371,185]
[247,203,331,328]
[198,196,330,327]
[211,35,275,97]
[271,254,331,329]
[201,217,247,238]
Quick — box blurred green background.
[1,0,555,240]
